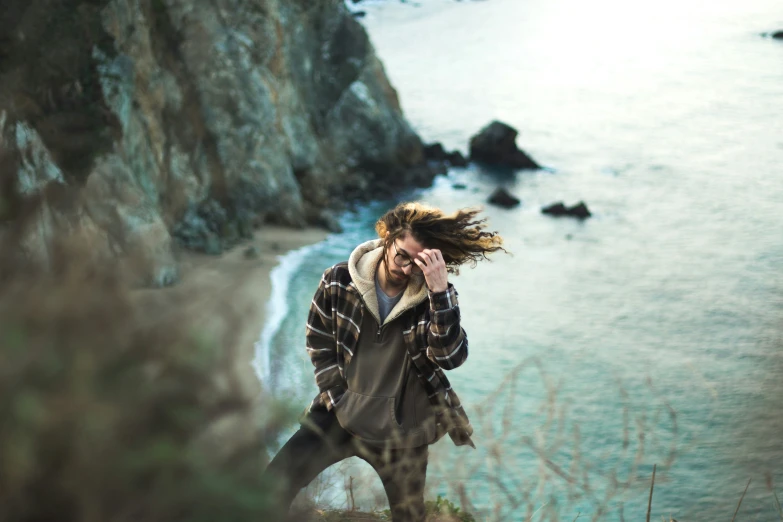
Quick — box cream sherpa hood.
[347,239,429,326]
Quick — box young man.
[264,202,505,521]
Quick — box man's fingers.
[420,249,443,265]
[415,258,429,271]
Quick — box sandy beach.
[168,226,328,341]
[131,226,328,457]
[145,225,327,361]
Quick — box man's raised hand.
[414,249,448,293]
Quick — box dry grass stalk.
[302,353,689,521]
[774,489,783,520]
[646,464,657,522]
[730,478,752,522]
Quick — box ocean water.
[257,0,783,519]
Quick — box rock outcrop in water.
[469,120,541,170]
[542,201,592,219]
[423,142,469,167]
[487,188,521,209]
[0,0,438,286]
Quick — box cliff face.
[0,0,431,285]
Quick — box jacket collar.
[348,239,428,325]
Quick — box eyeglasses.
[392,242,422,273]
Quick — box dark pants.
[264,408,429,522]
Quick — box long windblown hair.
[375,202,507,275]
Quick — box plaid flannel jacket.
[306,261,475,448]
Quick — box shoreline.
[252,238,325,386]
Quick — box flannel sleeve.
[426,283,469,370]
[306,267,346,410]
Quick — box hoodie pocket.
[333,390,401,442]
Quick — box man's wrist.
[428,284,456,310]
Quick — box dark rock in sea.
[488,188,521,209]
[424,142,447,161]
[568,202,592,219]
[469,120,541,170]
[446,150,469,167]
[352,10,367,18]
[772,31,783,39]
[452,183,468,190]
[424,142,469,167]
[541,202,568,216]
[542,201,592,219]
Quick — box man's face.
[384,233,425,288]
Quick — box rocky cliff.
[0,0,434,285]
